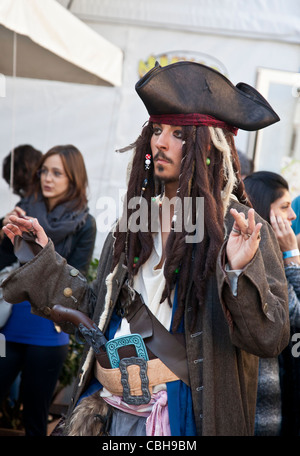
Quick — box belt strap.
[125,289,190,386]
[95,357,179,397]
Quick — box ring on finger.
[232,227,241,235]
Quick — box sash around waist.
[94,357,179,397]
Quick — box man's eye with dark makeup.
[173,129,183,139]
[153,126,162,135]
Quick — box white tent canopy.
[60,0,300,45]
[0,0,123,86]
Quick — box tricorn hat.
[135,61,280,132]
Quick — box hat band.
[149,113,238,136]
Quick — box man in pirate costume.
[2,61,290,436]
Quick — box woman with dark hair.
[0,144,96,436]
[2,144,43,197]
[243,171,291,222]
[1,145,43,268]
[244,171,300,435]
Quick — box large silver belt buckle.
[120,357,151,405]
[105,334,151,405]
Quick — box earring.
[145,154,151,170]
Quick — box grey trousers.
[109,408,147,436]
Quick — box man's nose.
[156,132,169,150]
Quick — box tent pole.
[9,31,17,194]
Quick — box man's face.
[150,123,183,184]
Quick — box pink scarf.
[103,390,171,436]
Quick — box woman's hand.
[226,208,262,270]
[2,206,26,226]
[297,233,300,251]
[269,209,298,252]
[2,215,48,248]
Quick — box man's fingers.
[2,225,20,244]
[252,222,262,240]
[8,215,35,232]
[230,208,247,230]
[230,208,257,235]
[14,206,26,217]
[5,223,23,235]
[247,208,256,232]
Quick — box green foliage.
[87,257,99,282]
[57,334,84,389]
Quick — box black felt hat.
[135,61,280,131]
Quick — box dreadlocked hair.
[225,133,252,207]
[112,122,157,276]
[112,122,252,331]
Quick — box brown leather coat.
[2,199,290,435]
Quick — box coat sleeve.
[216,219,290,358]
[1,232,115,332]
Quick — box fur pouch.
[64,392,113,436]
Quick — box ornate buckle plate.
[106,333,149,368]
[119,357,151,405]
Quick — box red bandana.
[149,113,238,135]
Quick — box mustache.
[153,150,173,164]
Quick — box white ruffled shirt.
[116,226,173,338]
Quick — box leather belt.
[94,286,190,387]
[94,357,179,400]
[93,285,190,404]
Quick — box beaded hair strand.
[208,126,238,216]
